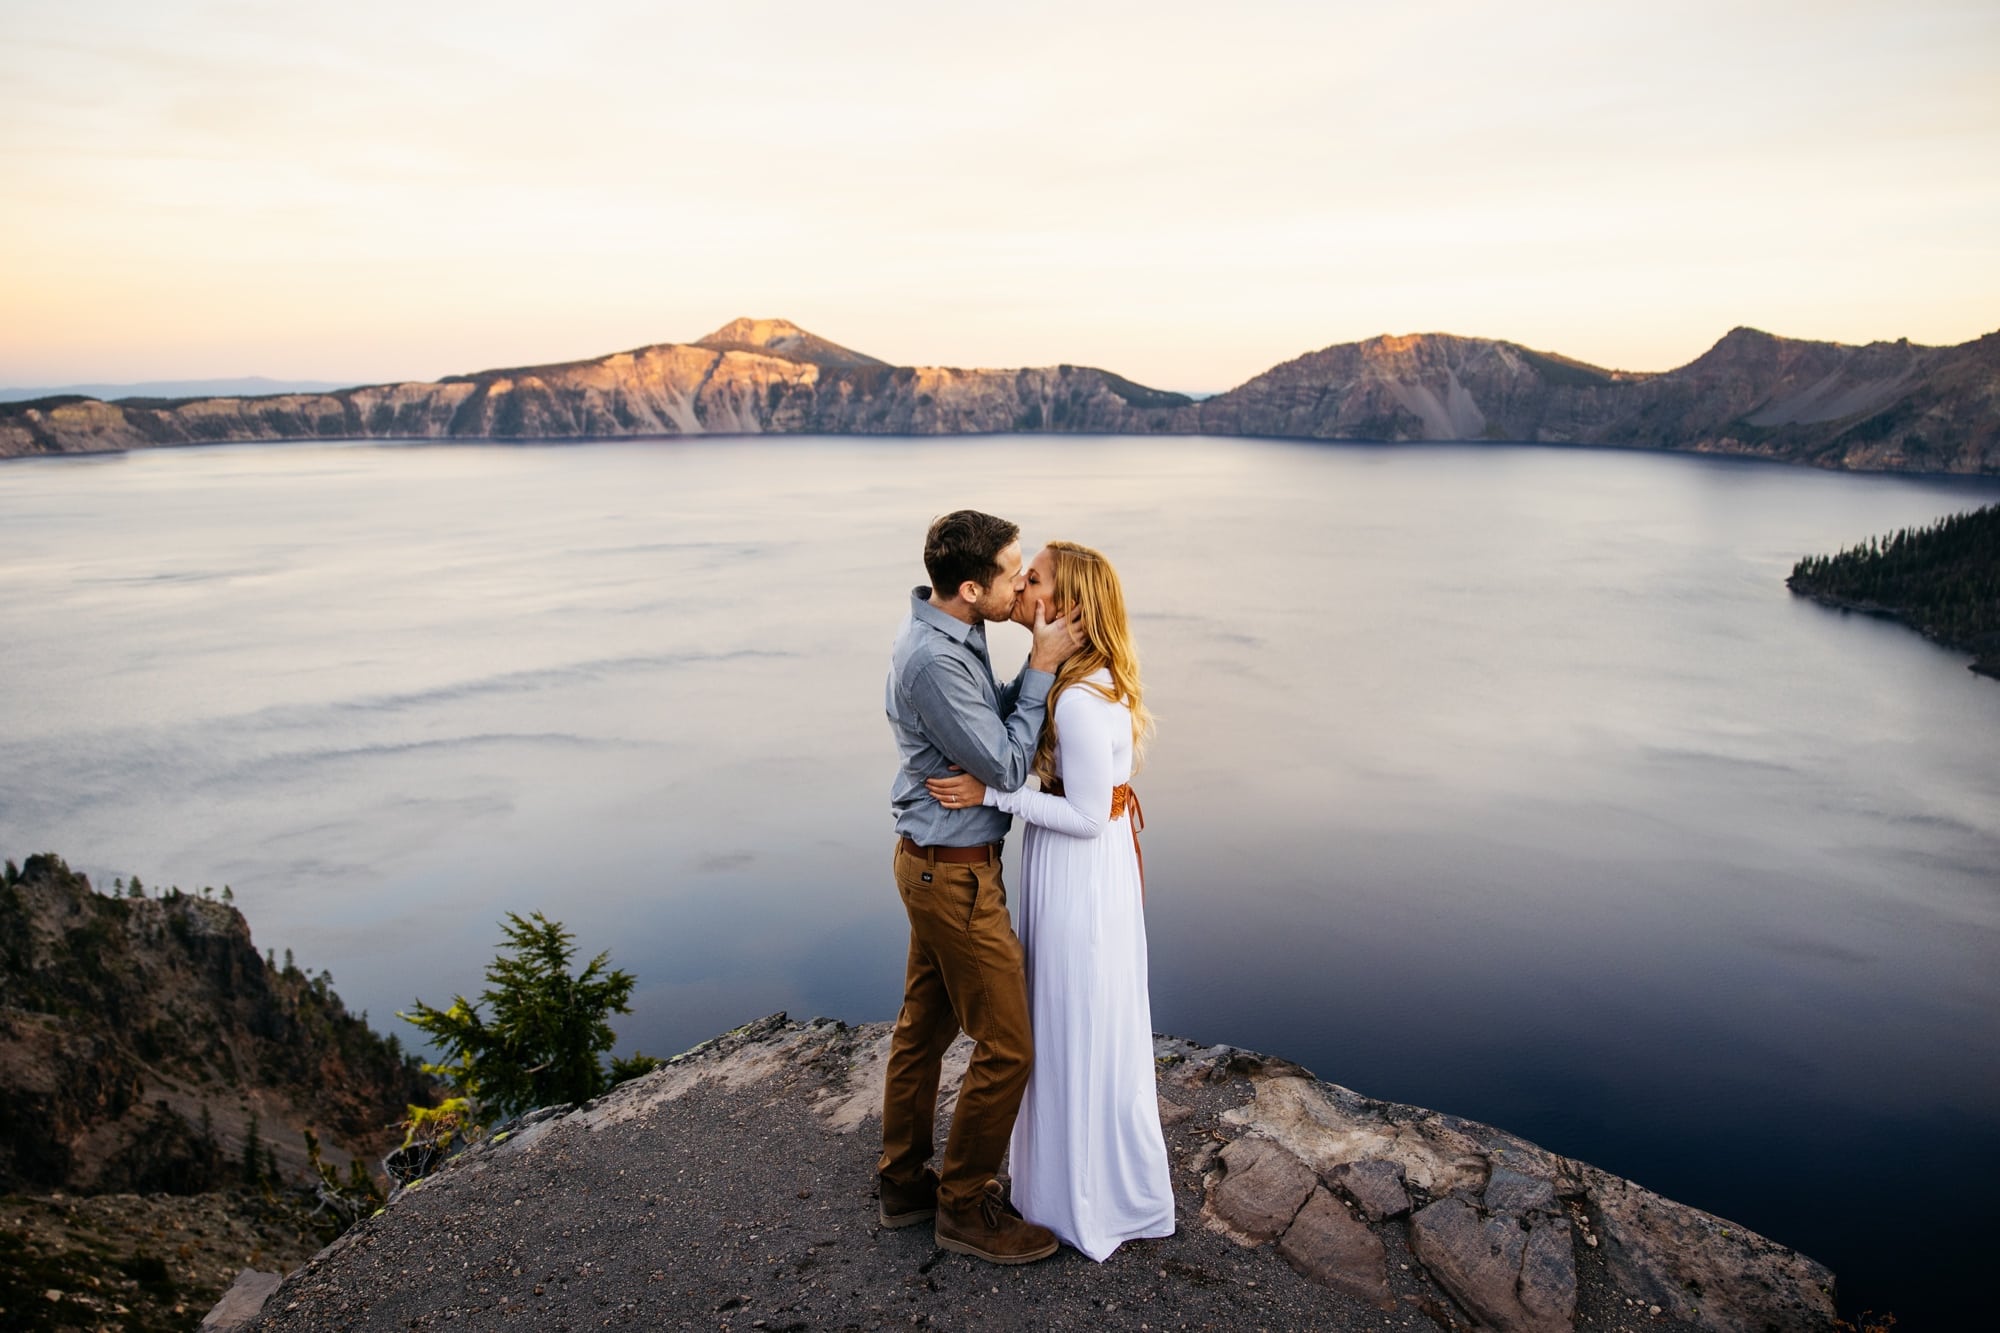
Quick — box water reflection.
[2,436,1997,1321]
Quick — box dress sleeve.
[984,687,1116,838]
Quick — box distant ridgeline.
[1788,504,2000,678]
[2,317,1996,473]
[0,853,435,1196]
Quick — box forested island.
[1788,504,2000,678]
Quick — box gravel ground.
[237,1022,1712,1333]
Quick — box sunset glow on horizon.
[2,0,1996,393]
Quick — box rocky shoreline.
[211,1013,1837,1333]
[1790,587,2000,678]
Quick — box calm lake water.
[3,436,1996,1322]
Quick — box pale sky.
[2,0,1995,392]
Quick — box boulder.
[1521,1212,1580,1327]
[199,1269,283,1331]
[1410,1195,1575,1333]
[1203,1136,1315,1244]
[1484,1165,1558,1215]
[1327,1157,1411,1221]
[1277,1186,1394,1309]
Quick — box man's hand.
[926,771,988,810]
[1027,602,1086,673]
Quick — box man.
[878,509,1080,1264]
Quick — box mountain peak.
[697,316,806,345]
[692,318,889,369]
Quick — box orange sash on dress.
[1044,778,1146,905]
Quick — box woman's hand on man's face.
[1027,601,1086,672]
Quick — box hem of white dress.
[1072,1220,1178,1264]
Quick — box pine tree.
[401,913,638,1122]
[1788,504,1999,674]
[242,1111,263,1186]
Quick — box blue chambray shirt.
[886,586,1053,847]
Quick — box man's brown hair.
[924,510,1020,598]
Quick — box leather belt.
[898,836,997,865]
[1045,779,1148,904]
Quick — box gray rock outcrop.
[1191,1056,1836,1332]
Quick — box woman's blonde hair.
[1032,541,1154,786]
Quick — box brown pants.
[878,839,1033,1213]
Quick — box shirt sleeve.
[984,687,1116,838]
[994,651,1034,713]
[904,651,1053,794]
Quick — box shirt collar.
[910,586,982,645]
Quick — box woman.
[926,541,1175,1261]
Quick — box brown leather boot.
[933,1180,1058,1264]
[878,1168,939,1228]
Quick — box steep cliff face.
[0,319,1192,457]
[3,319,1993,472]
[0,854,434,1195]
[1195,325,2000,472]
[1699,327,2000,472]
[1193,332,1644,444]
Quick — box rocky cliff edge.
[219,1013,1836,1333]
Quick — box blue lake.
[2,436,1996,1323]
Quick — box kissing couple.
[877,509,1174,1264]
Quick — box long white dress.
[984,670,1175,1261]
